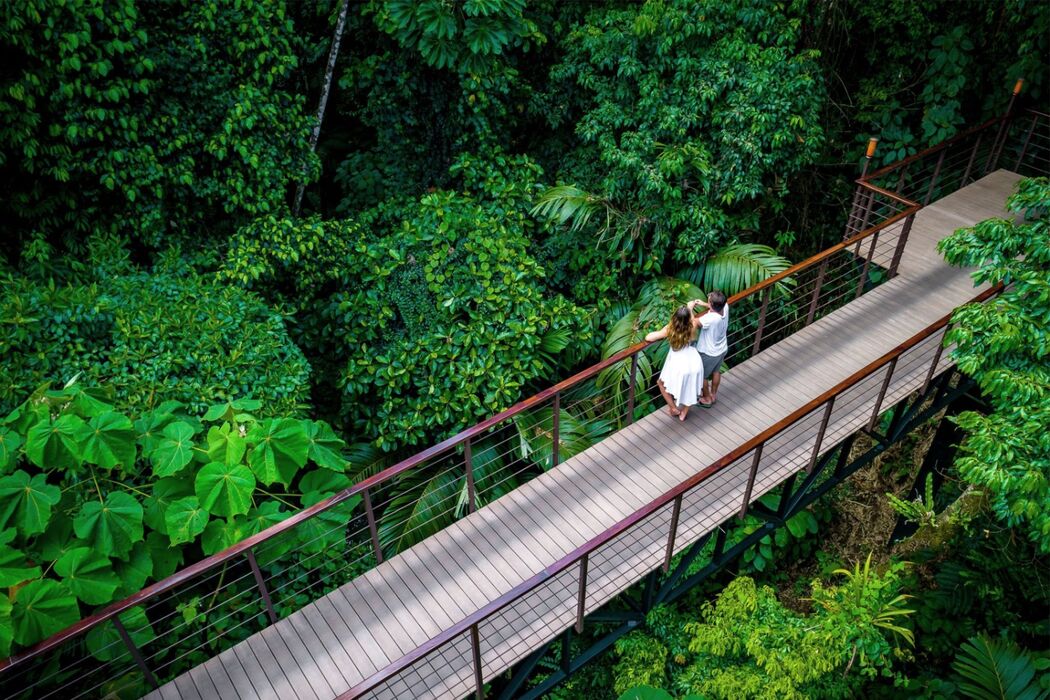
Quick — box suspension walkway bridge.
[3,109,1047,700]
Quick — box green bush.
[0,270,311,416]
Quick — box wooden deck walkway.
[145,170,1021,700]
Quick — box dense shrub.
[0,271,311,416]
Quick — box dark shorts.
[700,351,725,380]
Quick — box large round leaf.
[25,414,86,470]
[247,418,309,487]
[0,428,22,473]
[195,462,254,517]
[206,423,246,467]
[115,540,153,596]
[73,491,143,559]
[201,517,247,556]
[298,469,352,497]
[143,477,192,535]
[148,422,197,477]
[0,470,60,536]
[79,411,137,470]
[86,607,155,663]
[164,496,209,546]
[146,531,183,580]
[243,501,293,564]
[12,580,80,646]
[134,411,175,454]
[0,528,42,587]
[0,594,11,657]
[55,547,120,605]
[298,491,360,556]
[305,421,347,472]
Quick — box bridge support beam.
[495,370,973,700]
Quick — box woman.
[644,301,705,421]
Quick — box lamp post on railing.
[845,138,878,240]
[987,78,1024,174]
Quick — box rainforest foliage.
[2,0,1049,696]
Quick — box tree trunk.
[293,0,351,216]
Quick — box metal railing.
[2,106,1046,699]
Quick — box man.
[693,290,728,407]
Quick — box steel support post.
[465,437,477,513]
[114,616,159,690]
[362,487,384,564]
[626,353,639,426]
[246,548,278,625]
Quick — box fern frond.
[530,185,617,234]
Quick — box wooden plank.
[172,671,203,700]
[210,648,256,700]
[263,621,330,700]
[285,607,354,693]
[230,638,280,700]
[312,595,377,676]
[355,571,430,647]
[187,664,221,698]
[201,658,239,700]
[332,583,407,667]
[245,630,308,700]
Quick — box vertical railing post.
[923,147,948,205]
[887,211,915,279]
[662,495,683,573]
[470,624,484,700]
[465,437,476,514]
[738,444,765,519]
[551,391,561,468]
[113,615,159,690]
[806,398,835,474]
[806,258,828,326]
[751,287,772,356]
[246,548,278,625]
[868,358,899,433]
[894,163,909,194]
[921,326,949,395]
[854,231,880,299]
[625,353,639,426]
[362,487,384,564]
[960,133,983,186]
[1015,113,1039,171]
[575,554,589,634]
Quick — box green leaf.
[298,469,352,496]
[195,461,254,517]
[73,491,143,559]
[201,517,247,555]
[202,398,261,423]
[298,491,360,555]
[143,477,192,535]
[247,418,309,487]
[0,428,22,472]
[952,634,1046,700]
[55,547,120,605]
[0,470,60,536]
[0,528,42,587]
[206,423,246,467]
[134,411,175,454]
[165,496,209,546]
[115,540,153,596]
[38,514,77,562]
[86,607,155,663]
[305,421,347,471]
[146,531,182,579]
[79,411,136,470]
[148,422,196,477]
[12,580,79,646]
[0,594,11,657]
[617,687,675,700]
[25,414,86,470]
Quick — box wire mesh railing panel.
[672,451,755,549]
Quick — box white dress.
[658,340,705,407]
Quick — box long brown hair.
[666,306,694,350]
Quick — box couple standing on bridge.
[644,291,729,422]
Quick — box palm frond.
[683,243,795,297]
[377,466,460,557]
[344,442,391,481]
[530,185,617,234]
[514,406,612,471]
[952,634,1048,700]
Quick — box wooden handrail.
[343,283,1001,698]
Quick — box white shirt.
[696,304,729,356]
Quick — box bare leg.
[710,371,721,403]
[657,379,680,416]
[679,405,690,421]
